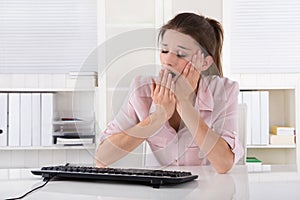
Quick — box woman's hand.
[188,50,204,90]
[174,50,204,114]
[174,51,203,100]
[151,69,176,121]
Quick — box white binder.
[8,93,20,146]
[0,93,8,146]
[260,91,269,145]
[241,92,252,145]
[32,93,41,146]
[20,93,32,146]
[251,91,261,145]
[41,93,53,146]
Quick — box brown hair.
[159,12,224,77]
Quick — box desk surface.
[0,165,248,200]
[1,165,300,200]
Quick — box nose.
[163,52,177,67]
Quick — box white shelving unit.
[223,0,300,170]
[231,74,300,169]
[240,88,297,165]
[0,74,97,168]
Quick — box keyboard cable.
[4,176,55,200]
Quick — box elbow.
[215,154,235,174]
[216,163,233,174]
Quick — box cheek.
[159,53,164,64]
[176,59,189,73]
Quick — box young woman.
[95,12,244,173]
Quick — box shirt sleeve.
[99,76,153,144]
[211,79,244,164]
[99,79,140,144]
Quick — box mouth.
[169,70,176,78]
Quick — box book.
[241,92,252,145]
[8,93,20,147]
[260,91,269,145]
[251,91,261,145]
[269,134,295,145]
[246,157,262,172]
[32,93,41,146]
[52,131,95,137]
[246,157,262,163]
[241,91,271,146]
[270,126,295,135]
[20,93,32,146]
[56,137,93,145]
[41,93,54,146]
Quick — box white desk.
[0,165,249,200]
[248,165,300,200]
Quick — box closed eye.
[177,53,186,58]
[161,49,187,58]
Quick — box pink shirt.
[101,75,244,166]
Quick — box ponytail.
[205,17,224,77]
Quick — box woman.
[95,12,244,173]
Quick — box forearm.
[95,112,166,167]
[178,101,234,173]
[95,132,145,167]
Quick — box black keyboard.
[31,164,198,188]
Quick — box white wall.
[1,0,300,168]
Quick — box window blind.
[225,0,300,73]
[0,0,97,73]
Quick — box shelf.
[240,86,296,90]
[0,145,96,150]
[53,120,93,125]
[247,145,296,149]
[0,88,96,92]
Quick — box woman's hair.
[159,12,224,77]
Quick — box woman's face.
[160,29,200,74]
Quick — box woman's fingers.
[159,69,170,96]
[182,62,191,78]
[165,72,172,95]
[154,69,175,99]
[150,78,156,97]
[170,79,175,99]
[151,69,176,120]
[191,49,205,73]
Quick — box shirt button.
[174,139,178,144]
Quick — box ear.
[202,55,214,71]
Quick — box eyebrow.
[178,45,191,51]
[161,43,192,51]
